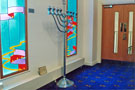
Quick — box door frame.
[100,4,135,62]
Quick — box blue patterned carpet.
[38,60,135,90]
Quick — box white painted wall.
[93,0,102,64]
[0,0,84,89]
[82,0,102,65]
[82,0,94,65]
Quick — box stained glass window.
[0,0,28,78]
[66,0,77,57]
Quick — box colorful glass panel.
[0,0,28,77]
[67,0,77,57]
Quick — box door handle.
[128,46,132,49]
[120,23,123,32]
[124,23,127,32]
[123,33,126,40]
[128,46,132,54]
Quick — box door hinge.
[104,5,113,8]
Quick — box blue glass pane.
[0,0,8,13]
[0,0,1,13]
[9,13,20,46]
[68,0,77,13]
[0,0,27,77]
[1,20,11,54]
[8,0,25,7]
[19,13,26,42]
[67,0,77,57]
[3,60,18,76]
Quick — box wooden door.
[102,4,135,62]
[122,5,135,62]
[102,5,124,61]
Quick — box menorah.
[48,6,77,32]
[48,6,77,88]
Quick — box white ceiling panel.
[101,0,135,5]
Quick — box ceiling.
[101,0,135,5]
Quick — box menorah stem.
[63,0,66,77]
[62,0,66,6]
[63,31,66,77]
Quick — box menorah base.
[57,77,74,88]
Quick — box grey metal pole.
[56,0,74,88]
[62,0,66,6]
[63,31,66,77]
[63,0,66,78]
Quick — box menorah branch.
[55,15,66,28]
[58,15,67,23]
[52,15,65,32]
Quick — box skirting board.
[9,58,84,90]
[85,59,101,66]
